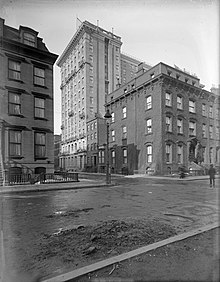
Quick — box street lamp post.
[104,109,112,184]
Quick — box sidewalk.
[0,179,109,194]
[125,174,219,181]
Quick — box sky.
[0,0,219,134]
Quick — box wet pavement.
[0,176,219,281]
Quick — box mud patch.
[45,207,94,218]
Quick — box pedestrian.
[208,164,216,188]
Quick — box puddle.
[46,208,94,218]
[101,205,111,208]
[164,213,194,222]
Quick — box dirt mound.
[33,218,176,276]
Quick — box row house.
[0,18,58,184]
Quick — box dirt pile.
[34,218,177,274]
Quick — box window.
[35,132,46,158]
[209,125,213,139]
[111,112,115,123]
[177,145,183,163]
[122,106,127,118]
[216,109,220,120]
[111,130,115,141]
[8,60,21,80]
[189,100,196,113]
[165,93,172,106]
[90,97,94,104]
[146,119,152,134]
[146,145,152,163]
[94,121,97,129]
[209,147,214,163]
[34,97,45,118]
[9,92,21,115]
[99,150,105,164]
[216,127,219,138]
[209,106,213,118]
[202,104,206,116]
[123,148,127,164]
[177,119,183,134]
[111,150,115,164]
[166,116,172,132]
[94,132,97,139]
[146,96,152,110]
[189,121,196,136]
[177,96,183,109]
[9,130,21,156]
[23,32,35,46]
[202,124,206,138]
[166,144,172,163]
[122,126,127,139]
[34,67,45,86]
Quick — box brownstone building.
[0,18,58,184]
[105,62,220,175]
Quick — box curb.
[42,222,219,282]
[0,182,114,194]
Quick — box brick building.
[57,20,148,171]
[105,62,220,175]
[0,18,58,184]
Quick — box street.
[0,177,219,281]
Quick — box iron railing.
[6,172,79,185]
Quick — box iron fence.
[6,172,78,185]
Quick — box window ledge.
[35,157,48,160]
[8,78,24,83]
[8,114,25,118]
[145,108,152,111]
[34,117,48,121]
[177,133,184,136]
[145,133,152,136]
[9,156,24,159]
[166,131,173,134]
[33,84,47,89]
[177,108,183,111]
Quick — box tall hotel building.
[57,21,149,171]
[0,18,58,185]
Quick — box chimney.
[136,62,145,76]
[0,18,5,37]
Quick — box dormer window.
[23,32,35,47]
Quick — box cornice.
[1,37,58,65]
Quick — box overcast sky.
[0,0,219,134]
